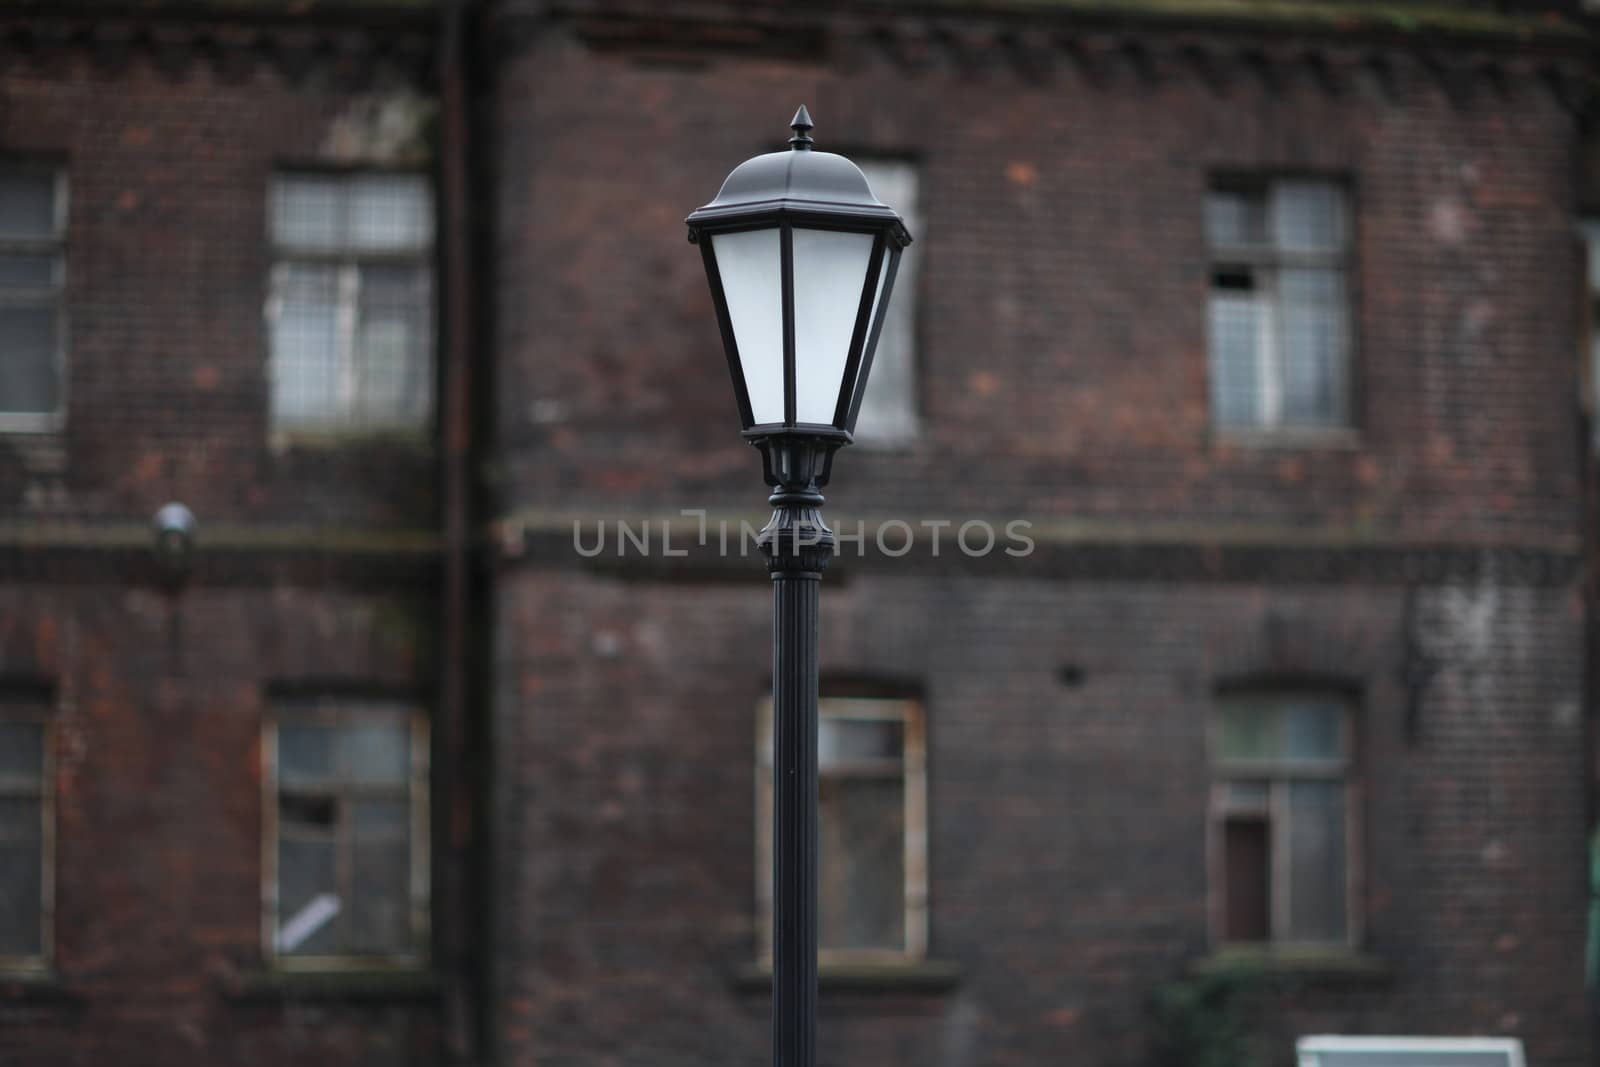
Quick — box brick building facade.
[0,1,1597,1065]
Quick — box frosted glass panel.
[713,229,784,424]
[792,228,873,425]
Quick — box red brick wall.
[491,21,1579,540]
[0,583,440,1066]
[488,13,1593,1067]
[0,51,437,526]
[491,569,1590,1066]
[0,42,446,1067]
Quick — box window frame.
[1206,176,1355,434]
[262,700,431,971]
[755,696,928,965]
[1206,692,1361,950]
[0,164,69,434]
[264,169,436,433]
[0,706,54,972]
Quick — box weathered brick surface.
[0,53,437,527]
[492,570,1590,1066]
[488,11,1595,1067]
[0,43,444,1067]
[0,583,440,1065]
[0,3,1593,1065]
[492,23,1579,540]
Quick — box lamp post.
[686,107,912,1067]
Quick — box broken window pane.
[1207,179,1348,429]
[277,837,340,956]
[273,708,422,960]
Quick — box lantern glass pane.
[843,248,894,429]
[791,228,875,425]
[712,228,785,425]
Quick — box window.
[0,167,66,430]
[1211,694,1355,946]
[266,701,428,964]
[266,173,434,429]
[1206,179,1351,430]
[0,710,51,967]
[756,697,926,961]
[853,160,919,445]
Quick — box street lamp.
[686,107,912,1067]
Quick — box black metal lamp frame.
[685,108,913,1067]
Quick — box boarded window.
[757,697,927,961]
[267,173,434,428]
[1207,179,1351,430]
[1213,695,1354,945]
[268,702,428,963]
[0,710,50,965]
[0,168,66,428]
[853,161,919,446]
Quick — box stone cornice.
[488,0,1593,112]
[0,522,441,587]
[0,6,437,86]
[489,508,1583,587]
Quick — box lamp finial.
[789,105,814,150]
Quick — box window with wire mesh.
[267,173,434,428]
[1206,178,1351,430]
[756,697,927,961]
[1212,694,1355,946]
[0,167,66,428]
[0,709,50,966]
[268,702,428,964]
[853,160,920,447]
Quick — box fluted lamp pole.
[686,107,913,1067]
